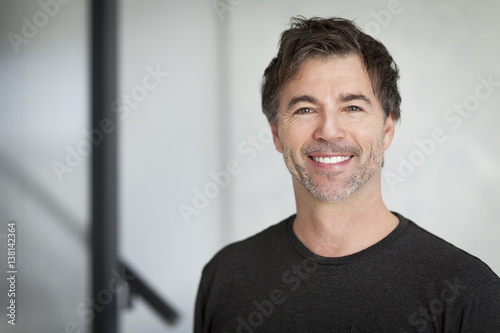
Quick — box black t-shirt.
[194,213,500,332]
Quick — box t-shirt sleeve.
[460,282,500,331]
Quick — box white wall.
[118,1,224,332]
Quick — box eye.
[295,108,313,115]
[345,106,363,112]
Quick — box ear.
[270,122,283,153]
[383,114,396,150]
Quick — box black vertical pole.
[91,0,118,332]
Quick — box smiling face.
[271,55,395,202]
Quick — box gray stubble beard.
[281,137,384,202]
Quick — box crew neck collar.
[285,212,410,265]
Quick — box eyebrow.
[338,93,372,105]
[285,95,319,111]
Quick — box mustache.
[301,142,360,156]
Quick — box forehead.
[280,55,377,107]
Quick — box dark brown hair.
[261,16,401,124]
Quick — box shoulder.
[201,215,294,279]
[398,213,500,289]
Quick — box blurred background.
[0,0,499,332]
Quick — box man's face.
[271,55,395,202]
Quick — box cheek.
[356,114,383,129]
[346,125,385,152]
[279,121,314,151]
[276,118,297,148]
[353,116,386,142]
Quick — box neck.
[292,174,399,258]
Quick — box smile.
[312,156,353,164]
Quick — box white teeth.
[313,156,351,164]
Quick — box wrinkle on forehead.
[286,54,379,104]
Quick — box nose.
[313,112,347,142]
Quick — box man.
[194,17,500,332]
